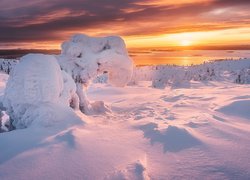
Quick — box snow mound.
[3,54,79,128]
[217,100,250,120]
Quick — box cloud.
[0,0,250,47]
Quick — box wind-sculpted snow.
[137,123,201,152]
[217,100,250,119]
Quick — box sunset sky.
[1,0,250,49]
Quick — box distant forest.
[1,45,250,59]
[0,49,60,59]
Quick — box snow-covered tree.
[57,34,133,114]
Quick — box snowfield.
[1,58,250,179]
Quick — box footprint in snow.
[105,161,150,180]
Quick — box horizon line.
[1,45,250,51]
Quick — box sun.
[180,40,192,46]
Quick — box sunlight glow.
[180,40,192,46]
[125,28,250,49]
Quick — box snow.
[0,111,9,132]
[2,54,75,128]
[0,43,250,178]
[129,59,250,88]
[1,34,134,127]
[57,34,133,114]
[217,100,250,119]
[57,34,133,87]
[0,59,18,74]
[1,59,250,179]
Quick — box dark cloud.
[214,0,250,6]
[0,0,250,47]
[0,0,142,42]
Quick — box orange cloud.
[0,0,250,49]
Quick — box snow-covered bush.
[0,59,18,74]
[235,68,250,84]
[0,111,11,132]
[3,54,72,128]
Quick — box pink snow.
[1,64,250,179]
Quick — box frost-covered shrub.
[0,111,11,132]
[0,59,18,74]
[235,68,250,84]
